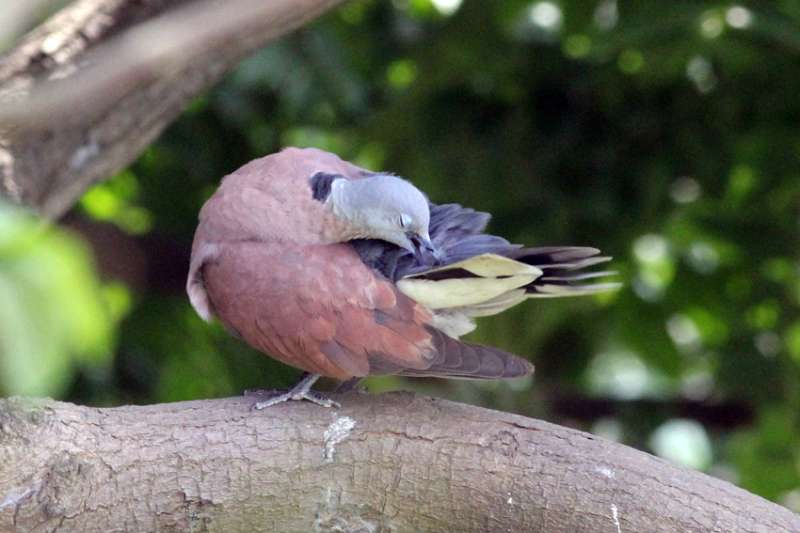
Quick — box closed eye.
[399,213,412,228]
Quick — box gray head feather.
[328,174,433,254]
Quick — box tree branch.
[0,393,796,532]
[0,0,345,218]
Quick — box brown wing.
[200,240,532,381]
[201,240,438,380]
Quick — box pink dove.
[187,147,618,407]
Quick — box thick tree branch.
[0,0,345,218]
[0,393,796,532]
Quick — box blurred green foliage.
[5,0,800,506]
[0,203,114,396]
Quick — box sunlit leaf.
[0,203,114,396]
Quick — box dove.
[187,147,618,408]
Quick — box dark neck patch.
[309,172,343,202]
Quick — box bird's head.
[310,172,438,261]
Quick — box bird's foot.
[334,377,365,394]
[249,372,340,409]
[253,389,340,409]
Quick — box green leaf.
[0,203,114,396]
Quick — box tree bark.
[0,393,796,532]
[0,0,345,218]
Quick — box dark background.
[2,0,799,507]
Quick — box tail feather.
[511,246,600,263]
[396,247,620,317]
[513,246,621,298]
[399,328,533,379]
[541,270,617,282]
[528,282,622,297]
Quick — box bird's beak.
[408,231,441,264]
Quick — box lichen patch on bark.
[323,415,356,462]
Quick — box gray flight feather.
[351,200,618,295]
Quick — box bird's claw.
[252,389,340,410]
[247,373,339,409]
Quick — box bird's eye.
[399,213,412,228]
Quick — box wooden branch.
[0,393,796,532]
[0,0,345,218]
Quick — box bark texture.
[0,0,345,218]
[0,392,797,532]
